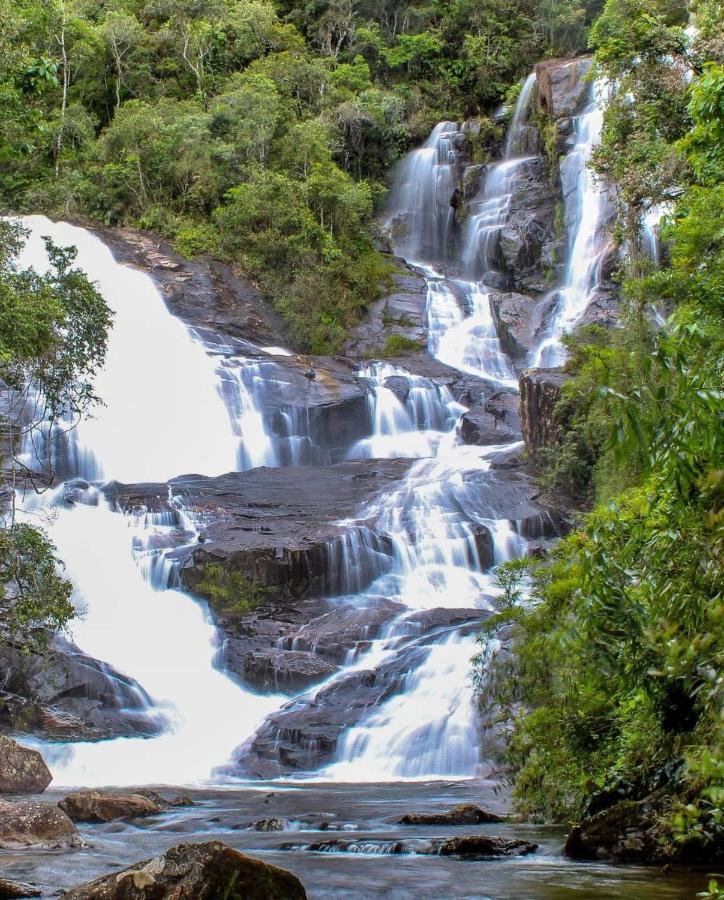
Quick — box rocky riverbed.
[0,779,709,898]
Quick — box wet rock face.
[237,648,338,693]
[0,639,159,743]
[344,256,428,356]
[489,292,549,360]
[108,459,410,605]
[519,367,572,454]
[58,791,167,823]
[63,840,307,900]
[458,388,520,446]
[498,157,565,295]
[95,227,288,347]
[0,799,84,850]
[535,57,593,119]
[0,737,51,794]
[398,804,503,825]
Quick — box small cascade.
[384,122,462,265]
[323,453,525,779]
[347,362,463,459]
[326,632,481,780]
[461,156,537,284]
[428,279,516,384]
[504,73,539,157]
[217,357,278,470]
[534,83,612,366]
[460,74,539,284]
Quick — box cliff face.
[519,368,572,454]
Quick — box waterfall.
[13,217,284,786]
[533,83,612,366]
[346,362,462,459]
[383,122,462,265]
[5,61,599,787]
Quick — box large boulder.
[535,57,593,119]
[398,804,503,825]
[489,292,549,360]
[0,737,52,794]
[0,879,41,898]
[58,790,167,823]
[0,799,84,849]
[565,798,662,863]
[519,367,572,454]
[62,840,307,899]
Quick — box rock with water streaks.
[0,799,84,849]
[535,57,593,120]
[0,737,51,794]
[0,638,160,743]
[62,840,307,899]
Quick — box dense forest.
[0,0,722,888]
[0,0,603,352]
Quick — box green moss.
[192,564,268,615]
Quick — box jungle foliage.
[475,0,723,860]
[0,0,599,351]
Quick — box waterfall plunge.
[14,217,283,786]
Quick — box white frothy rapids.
[14,217,284,786]
[534,83,612,366]
[427,279,516,385]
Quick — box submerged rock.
[283,835,536,858]
[0,737,52,794]
[63,840,307,899]
[398,804,503,825]
[58,790,168,823]
[250,816,288,832]
[437,835,537,857]
[0,878,41,898]
[0,799,84,849]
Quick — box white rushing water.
[14,216,284,785]
[534,83,611,366]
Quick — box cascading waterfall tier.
[13,217,284,786]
